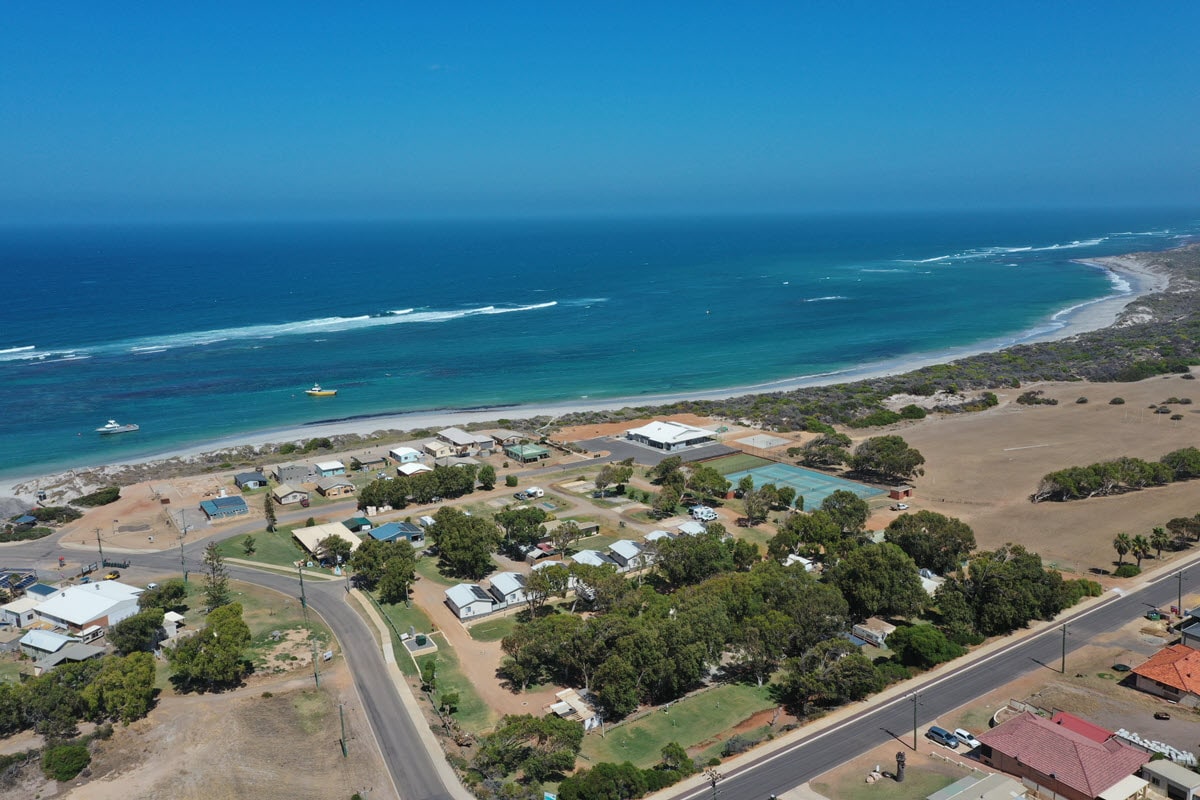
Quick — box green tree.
[428,506,500,579]
[202,542,230,611]
[378,555,416,604]
[108,608,165,654]
[474,713,584,781]
[660,742,695,775]
[848,435,925,482]
[741,487,771,525]
[649,456,683,484]
[651,486,680,519]
[730,609,792,686]
[167,602,251,691]
[81,652,157,723]
[1113,532,1132,566]
[496,506,550,549]
[478,464,497,490]
[1131,534,1152,567]
[138,578,186,611]
[1151,526,1171,559]
[885,624,965,669]
[685,464,731,502]
[656,532,734,588]
[559,761,648,800]
[827,543,926,621]
[41,744,90,781]
[241,534,256,556]
[263,491,277,532]
[737,474,755,495]
[800,433,851,469]
[884,511,976,574]
[549,520,584,556]
[768,509,841,561]
[820,490,870,534]
[319,534,353,566]
[421,659,437,692]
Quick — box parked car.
[925,726,960,748]
[954,728,981,749]
[104,570,121,580]
[890,503,909,511]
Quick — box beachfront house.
[422,439,455,459]
[273,462,315,484]
[233,471,268,490]
[355,453,389,471]
[625,420,715,451]
[315,460,346,478]
[486,429,527,447]
[316,476,355,498]
[505,443,551,464]
[200,495,249,520]
[388,446,423,464]
[272,483,309,505]
[437,427,495,456]
[445,584,495,620]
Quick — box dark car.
[925,726,960,748]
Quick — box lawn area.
[705,454,774,475]
[467,614,519,642]
[811,768,957,800]
[733,523,776,552]
[415,638,496,733]
[0,658,24,684]
[580,683,774,769]
[415,555,458,586]
[216,526,317,571]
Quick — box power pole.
[1179,569,1186,617]
[178,508,190,582]
[95,527,106,565]
[911,693,920,751]
[312,639,321,688]
[1060,624,1068,674]
[339,702,348,757]
[298,565,308,619]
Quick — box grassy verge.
[579,683,774,768]
[467,615,518,642]
[415,640,496,733]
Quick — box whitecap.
[803,296,847,303]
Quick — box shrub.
[874,660,912,686]
[1114,564,1141,578]
[0,526,53,543]
[42,743,90,781]
[1076,397,1088,404]
[1109,397,1126,405]
[278,443,297,455]
[505,475,519,487]
[1172,414,1185,420]
[73,486,121,507]
[1184,373,1197,380]
[898,404,927,420]
[1156,406,1172,415]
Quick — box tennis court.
[722,462,884,508]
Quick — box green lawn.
[415,640,496,733]
[704,454,774,475]
[468,615,519,642]
[733,523,776,552]
[216,526,314,571]
[812,769,957,800]
[415,555,459,586]
[580,683,775,769]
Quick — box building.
[273,462,315,484]
[1140,760,1200,800]
[782,553,817,571]
[926,772,1027,800]
[550,688,601,731]
[33,581,143,633]
[422,439,455,459]
[505,443,551,464]
[852,618,897,647]
[397,462,434,477]
[25,583,59,602]
[1131,644,1200,706]
[32,643,105,676]
[487,572,527,608]
[233,471,268,490]
[889,485,915,500]
[200,495,249,520]
[625,420,715,451]
[355,453,389,471]
[676,520,707,536]
[316,476,355,498]
[293,523,362,560]
[367,522,426,546]
[19,629,78,659]
[571,550,617,568]
[445,584,495,620]
[608,540,645,572]
[315,460,346,478]
[342,517,373,533]
[976,711,1150,800]
[0,596,40,628]
[272,483,310,505]
[486,429,527,446]
[645,530,676,543]
[438,427,495,455]
[388,446,423,464]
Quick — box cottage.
[273,462,315,484]
[388,446,423,464]
[315,460,346,478]
[505,443,551,464]
[316,475,355,498]
[625,420,715,451]
[644,530,676,543]
[486,429,527,446]
[33,581,143,633]
[852,618,897,647]
[397,462,434,477]
[368,522,425,546]
[272,483,310,505]
[19,629,78,658]
[976,711,1150,800]
[1131,644,1200,706]
[293,524,362,560]
[32,642,105,676]
[487,572,528,608]
[445,584,495,619]
[571,549,617,568]
[782,553,816,571]
[233,471,268,490]
[608,540,644,572]
[199,495,249,519]
[676,520,707,537]
[422,439,455,459]
[355,453,389,471]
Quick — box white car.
[954,728,981,749]
[890,503,909,511]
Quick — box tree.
[478,464,497,490]
[263,491,277,532]
[827,543,926,621]
[81,652,157,723]
[241,534,256,556]
[820,490,870,534]
[886,624,965,669]
[421,659,438,692]
[108,608,165,654]
[439,691,460,716]
[685,464,730,502]
[660,742,695,775]
[656,532,733,588]
[549,521,584,556]
[428,506,501,579]
[741,488,771,525]
[651,487,680,519]
[1131,534,1152,567]
[737,474,755,496]
[649,456,683,484]
[525,563,570,616]
[884,511,976,574]
[138,578,187,611]
[943,544,1073,637]
[730,609,792,686]
[378,555,416,604]
[202,543,230,611]
[496,507,550,549]
[559,761,648,800]
[768,510,841,561]
[1151,526,1171,559]
[350,537,417,600]
[168,603,251,691]
[1113,532,1132,566]
[848,435,925,482]
[800,433,851,469]
[474,713,584,781]
[319,534,353,566]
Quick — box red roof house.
[976,711,1150,800]
[1131,643,1200,706]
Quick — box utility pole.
[178,508,190,582]
[911,693,920,751]
[95,527,106,565]
[1179,569,1186,618]
[1060,624,1068,674]
[298,565,308,619]
[339,702,348,757]
[703,768,723,800]
[312,639,321,687]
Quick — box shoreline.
[1,251,1173,501]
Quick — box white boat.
[97,419,139,434]
[305,384,338,397]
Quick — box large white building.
[625,420,715,451]
[33,581,143,633]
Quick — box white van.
[526,487,545,499]
[690,505,718,521]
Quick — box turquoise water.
[723,463,886,508]
[1,209,1197,481]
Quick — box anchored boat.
[305,384,338,397]
[97,419,139,434]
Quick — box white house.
[644,530,675,543]
[487,572,528,608]
[782,553,817,571]
[389,446,423,464]
[1,596,41,628]
[625,420,715,451]
[445,584,495,620]
[315,460,346,478]
[397,462,434,477]
[437,427,495,456]
[608,540,645,572]
[33,581,143,633]
[572,550,617,568]
[272,483,310,505]
[676,520,707,537]
[550,688,601,731]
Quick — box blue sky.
[2,2,1198,222]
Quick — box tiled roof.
[1131,643,1200,694]
[976,711,1149,798]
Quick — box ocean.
[2,209,1197,482]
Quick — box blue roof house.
[200,496,249,520]
[367,522,425,546]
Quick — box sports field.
[723,462,884,507]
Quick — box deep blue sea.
[2,209,1197,482]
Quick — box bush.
[1109,397,1126,405]
[1114,564,1141,578]
[42,743,90,781]
[898,404,927,420]
[874,660,912,686]
[1184,373,1197,380]
[0,526,53,543]
[1172,414,1185,420]
[73,486,121,507]
[505,475,519,487]
[1076,397,1088,404]
[278,443,297,455]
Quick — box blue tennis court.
[723,462,884,508]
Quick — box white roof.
[293,523,362,554]
[531,560,567,572]
[34,582,142,627]
[446,583,493,607]
[315,460,345,471]
[389,446,421,458]
[163,611,185,623]
[572,550,614,567]
[1098,775,1148,800]
[645,530,675,542]
[489,572,527,597]
[626,420,714,445]
[20,629,77,652]
[439,427,479,446]
[783,553,816,571]
[2,596,40,614]
[609,540,642,559]
[676,521,707,536]
[398,462,433,476]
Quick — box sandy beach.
[0,251,1173,502]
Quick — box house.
[1,596,40,628]
[368,522,425,546]
[273,462,315,484]
[422,439,455,459]
[919,568,946,596]
[676,520,707,537]
[355,453,389,471]
[976,711,1150,800]
[19,629,78,658]
[926,772,1027,800]
[852,618,897,647]
[608,540,645,572]
[438,427,495,455]
[32,642,105,676]
[200,495,249,520]
[397,462,434,477]
[272,483,310,505]
[163,611,186,639]
[505,443,551,464]
[293,523,362,560]
[782,553,817,571]
[1141,760,1200,800]
[388,446,423,464]
[445,584,495,620]
[571,550,617,568]
[33,581,143,632]
[233,471,268,490]
[625,420,715,451]
[315,460,346,478]
[644,530,676,543]
[418,515,436,528]
[550,688,601,731]
[487,572,528,608]
[342,517,373,533]
[486,429,528,446]
[1131,644,1200,706]
[316,476,355,498]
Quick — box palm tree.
[1151,526,1171,559]
[1131,534,1152,568]
[1113,532,1132,566]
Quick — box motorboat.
[97,419,139,434]
[305,384,337,397]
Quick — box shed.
[1141,759,1200,800]
[233,471,268,490]
[397,462,433,477]
[505,443,551,463]
[486,429,527,446]
[889,485,914,500]
[550,688,601,731]
[14,514,37,526]
[445,584,495,619]
[342,517,374,533]
[200,495,249,519]
[571,550,617,568]
[1,596,40,628]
